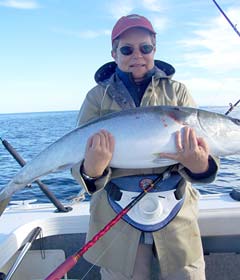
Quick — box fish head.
[197,109,240,156]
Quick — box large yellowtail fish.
[0,106,240,215]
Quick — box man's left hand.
[159,127,209,174]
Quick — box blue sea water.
[0,106,239,203]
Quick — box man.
[72,14,218,280]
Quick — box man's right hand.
[83,129,115,178]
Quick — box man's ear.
[111,50,117,60]
[153,46,156,55]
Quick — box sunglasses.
[119,44,154,56]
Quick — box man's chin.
[132,73,146,82]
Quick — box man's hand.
[83,130,115,178]
[159,127,209,174]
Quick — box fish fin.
[53,163,75,172]
[152,153,178,166]
[0,197,11,217]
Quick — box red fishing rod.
[45,168,173,280]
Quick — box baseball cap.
[111,14,156,44]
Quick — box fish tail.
[0,197,11,216]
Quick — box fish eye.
[233,118,240,126]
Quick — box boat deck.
[0,193,239,279]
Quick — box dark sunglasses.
[119,44,154,56]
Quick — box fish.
[0,106,240,215]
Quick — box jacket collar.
[94,60,175,85]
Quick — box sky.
[0,0,239,114]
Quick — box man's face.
[112,28,156,81]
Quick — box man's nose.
[132,47,143,58]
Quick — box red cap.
[111,14,156,44]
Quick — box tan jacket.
[71,62,219,278]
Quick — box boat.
[0,189,239,280]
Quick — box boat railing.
[1,227,42,280]
[1,138,72,213]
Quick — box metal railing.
[4,227,42,280]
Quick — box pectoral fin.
[152,153,177,166]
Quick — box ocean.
[0,106,239,203]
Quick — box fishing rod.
[0,137,71,213]
[225,99,240,115]
[210,1,240,115]
[44,167,174,280]
[211,0,240,39]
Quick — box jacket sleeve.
[71,161,112,195]
[75,86,103,125]
[71,86,112,195]
[177,156,220,184]
[175,81,197,108]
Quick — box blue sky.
[0,0,239,113]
